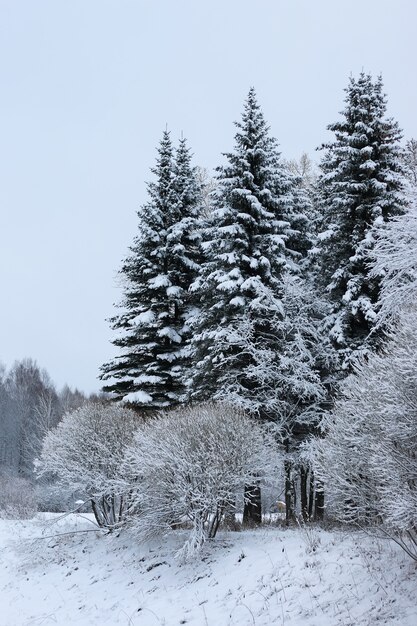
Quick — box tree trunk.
[243,482,262,526]
[284,438,295,525]
[284,459,294,525]
[308,470,315,521]
[314,481,324,521]
[208,503,225,539]
[300,464,309,522]
[118,495,124,523]
[91,498,105,527]
[223,499,238,530]
[91,494,121,529]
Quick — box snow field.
[0,514,416,626]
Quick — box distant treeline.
[0,358,103,480]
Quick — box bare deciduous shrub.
[36,402,142,529]
[122,402,281,560]
[310,308,417,561]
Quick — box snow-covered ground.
[0,513,416,626]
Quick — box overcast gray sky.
[1,0,416,393]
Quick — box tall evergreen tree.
[317,72,408,368]
[190,89,324,413]
[189,89,327,523]
[189,88,293,411]
[100,131,201,409]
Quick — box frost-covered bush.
[311,309,417,560]
[36,402,142,528]
[0,471,37,519]
[372,194,417,324]
[122,403,280,560]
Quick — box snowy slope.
[0,514,416,626]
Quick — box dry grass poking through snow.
[0,514,416,626]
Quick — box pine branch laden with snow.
[100,131,202,410]
[316,72,409,368]
[36,402,142,529]
[310,307,417,560]
[120,403,281,560]
[194,277,329,431]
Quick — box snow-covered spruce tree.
[121,403,280,560]
[310,307,417,561]
[36,402,141,529]
[100,131,201,408]
[190,89,312,409]
[316,72,408,368]
[189,89,327,523]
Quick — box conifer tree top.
[101,130,201,408]
[317,72,408,366]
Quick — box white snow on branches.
[311,308,417,560]
[121,403,281,560]
[36,403,142,528]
